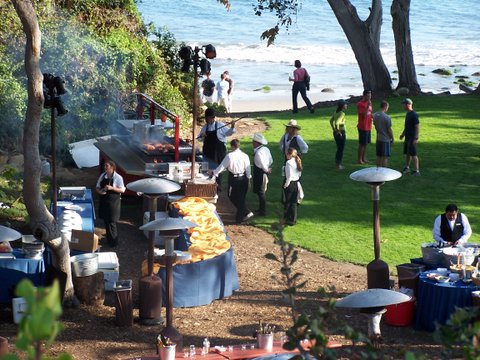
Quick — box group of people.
[201,70,234,112]
[201,109,306,226]
[329,90,421,175]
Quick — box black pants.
[283,180,299,224]
[334,130,346,165]
[228,174,250,223]
[104,220,118,246]
[292,82,313,113]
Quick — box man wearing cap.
[252,133,273,216]
[399,98,420,176]
[373,100,394,167]
[198,108,237,187]
[279,119,309,161]
[433,204,472,247]
[209,139,253,224]
[356,89,373,164]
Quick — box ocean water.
[137,0,480,110]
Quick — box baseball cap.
[401,98,413,105]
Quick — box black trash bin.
[114,280,133,327]
[396,263,425,297]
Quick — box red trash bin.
[384,296,416,327]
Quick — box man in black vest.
[433,204,472,247]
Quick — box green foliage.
[0,0,191,162]
[434,307,480,360]
[0,166,27,220]
[1,279,71,360]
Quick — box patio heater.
[336,288,410,348]
[140,217,197,349]
[126,178,181,325]
[349,167,401,289]
[0,225,21,242]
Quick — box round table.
[415,270,479,331]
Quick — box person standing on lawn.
[279,119,309,161]
[282,147,303,226]
[252,133,273,216]
[399,98,420,176]
[330,99,348,170]
[356,89,373,164]
[373,100,394,167]
[210,139,253,224]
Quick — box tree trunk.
[391,0,421,94]
[11,0,76,306]
[327,0,392,95]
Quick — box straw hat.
[285,119,301,130]
[252,133,268,145]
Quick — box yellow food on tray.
[172,197,230,262]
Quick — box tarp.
[69,138,99,168]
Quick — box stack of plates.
[60,210,83,241]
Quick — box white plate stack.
[60,209,83,242]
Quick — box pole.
[190,47,200,182]
[51,106,57,219]
[147,195,158,276]
[372,185,380,260]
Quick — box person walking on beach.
[373,100,394,167]
[223,70,234,112]
[252,133,273,216]
[399,98,420,176]
[210,139,253,224]
[201,71,216,104]
[356,89,373,164]
[289,60,314,114]
[216,73,230,112]
[329,99,348,170]
[279,119,308,161]
[282,147,303,226]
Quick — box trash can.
[114,280,133,327]
[396,263,425,278]
[384,296,416,327]
[396,263,425,297]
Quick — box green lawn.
[243,94,480,271]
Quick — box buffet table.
[0,249,46,303]
[55,188,95,233]
[415,270,479,331]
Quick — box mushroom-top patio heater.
[126,178,181,325]
[140,217,197,349]
[336,288,410,347]
[0,225,21,242]
[349,167,401,289]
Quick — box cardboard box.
[70,230,99,252]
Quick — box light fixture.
[203,44,216,59]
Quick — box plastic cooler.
[384,297,416,327]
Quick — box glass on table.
[241,344,247,351]
[275,331,287,344]
[227,345,234,352]
[189,345,196,357]
[183,347,189,358]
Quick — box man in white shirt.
[216,73,230,112]
[210,139,253,224]
[279,119,308,161]
[433,204,472,247]
[252,133,273,216]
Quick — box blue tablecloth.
[415,270,479,331]
[156,207,239,308]
[0,249,46,303]
[56,203,95,233]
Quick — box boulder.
[321,88,335,93]
[432,68,452,76]
[396,87,410,96]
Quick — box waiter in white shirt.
[433,203,472,247]
[210,139,253,224]
[252,133,272,216]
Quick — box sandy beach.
[231,88,350,113]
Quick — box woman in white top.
[282,147,302,226]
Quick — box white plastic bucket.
[12,297,27,324]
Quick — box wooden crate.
[183,181,217,198]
